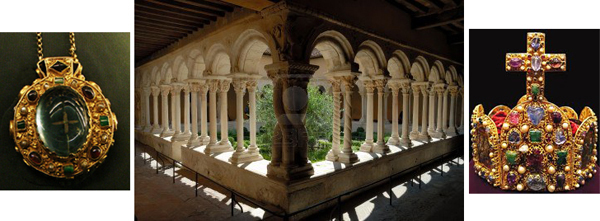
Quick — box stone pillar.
[265,61,317,181]
[409,84,420,139]
[326,79,342,162]
[172,83,187,141]
[219,79,232,146]
[230,79,251,164]
[199,84,210,145]
[457,87,464,133]
[446,86,458,136]
[442,89,449,134]
[359,89,366,126]
[360,80,375,152]
[386,81,401,146]
[182,85,192,136]
[151,86,162,134]
[427,87,436,135]
[245,80,262,161]
[433,85,446,138]
[160,85,174,137]
[339,76,359,163]
[373,79,389,153]
[187,81,202,146]
[143,87,151,131]
[418,84,430,142]
[400,80,412,147]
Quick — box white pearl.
[517,184,524,191]
[548,166,555,174]
[518,166,526,174]
[548,185,555,192]
[545,145,553,153]
[503,165,510,172]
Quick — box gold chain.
[36,32,77,61]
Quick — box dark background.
[469,29,600,193]
[0,33,130,190]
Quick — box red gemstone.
[82,86,95,99]
[551,112,562,124]
[527,149,543,171]
[90,146,101,159]
[508,112,520,125]
[550,58,562,68]
[29,152,42,164]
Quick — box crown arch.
[310,30,355,73]
[232,29,273,75]
[410,56,429,82]
[205,43,231,76]
[387,50,411,79]
[427,60,444,83]
[354,40,386,76]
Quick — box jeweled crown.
[471,32,598,192]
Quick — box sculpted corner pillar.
[151,86,162,134]
[446,86,458,136]
[265,61,317,181]
[159,85,174,137]
[386,80,401,146]
[373,79,389,153]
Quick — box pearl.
[20,106,28,115]
[565,166,571,172]
[527,76,532,81]
[577,169,582,174]
[517,106,524,112]
[521,125,529,133]
[489,152,494,158]
[548,166,556,174]
[562,122,569,129]
[575,183,580,188]
[549,106,555,111]
[503,165,510,172]
[545,124,553,132]
[482,121,489,127]
[589,173,593,178]
[517,184,524,191]
[545,145,553,153]
[519,144,529,153]
[518,166,526,174]
[501,142,508,148]
[502,123,509,130]
[548,185,555,192]
[538,76,543,81]
[564,185,570,190]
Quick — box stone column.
[446,86,458,136]
[172,83,187,141]
[400,80,412,147]
[326,79,342,162]
[230,79,248,164]
[219,79,232,147]
[359,89,367,126]
[409,84,420,139]
[442,89,449,134]
[386,81,401,146]
[339,76,359,163]
[199,84,210,145]
[245,80,262,161]
[265,61,317,181]
[151,86,162,134]
[374,79,389,153]
[159,85,174,137]
[143,87,151,131]
[457,87,464,133]
[433,85,446,138]
[182,85,192,136]
[418,84,430,142]
[360,80,375,152]
[427,87,436,135]
[187,82,201,146]
[205,80,226,154]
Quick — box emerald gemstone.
[16,120,26,131]
[531,84,540,96]
[55,77,64,84]
[557,150,568,165]
[64,165,74,174]
[506,150,518,165]
[99,116,109,127]
[530,130,542,143]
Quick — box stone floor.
[135,142,464,221]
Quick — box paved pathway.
[135,142,464,221]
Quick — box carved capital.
[160,85,172,95]
[400,81,412,95]
[363,80,376,93]
[374,79,386,94]
[207,80,220,93]
[219,79,231,93]
[246,80,258,92]
[232,79,247,94]
[151,86,161,97]
[330,79,341,93]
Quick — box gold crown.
[470,32,598,192]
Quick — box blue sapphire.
[527,106,544,126]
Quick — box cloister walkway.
[134,142,464,221]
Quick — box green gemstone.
[506,150,518,165]
[529,130,542,143]
[99,116,109,127]
[531,84,540,96]
[54,77,64,84]
[557,150,568,165]
[64,165,74,174]
[16,120,26,130]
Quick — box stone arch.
[387,50,411,79]
[428,60,444,83]
[172,56,185,80]
[309,30,354,72]
[188,49,206,78]
[447,65,458,85]
[354,40,386,76]
[205,43,231,75]
[410,56,429,82]
[457,73,464,87]
[141,71,150,87]
[151,66,160,86]
[232,29,272,75]
[161,63,173,84]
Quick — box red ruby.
[29,152,42,164]
[90,146,101,159]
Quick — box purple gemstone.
[507,172,517,186]
[531,37,541,50]
[556,173,565,187]
[551,112,562,124]
[527,149,544,171]
[508,131,521,144]
[509,58,523,68]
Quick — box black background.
[469,29,600,160]
[0,33,130,190]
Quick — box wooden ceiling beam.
[150,0,225,17]
[135,16,201,30]
[413,7,463,30]
[135,3,212,24]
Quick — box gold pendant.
[10,56,117,179]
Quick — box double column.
[399,80,412,147]
[172,83,190,141]
[373,79,389,153]
[359,79,376,152]
[409,84,420,139]
[205,78,234,154]
[186,79,205,146]
[229,77,263,164]
[150,86,161,134]
[159,85,174,137]
[326,74,359,163]
[386,80,401,146]
[142,87,152,132]
[446,86,459,136]
[432,83,446,139]
[418,83,430,142]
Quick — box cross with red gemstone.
[505,32,567,101]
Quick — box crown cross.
[505,32,567,101]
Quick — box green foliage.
[308,137,317,149]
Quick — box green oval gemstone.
[36,86,89,157]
